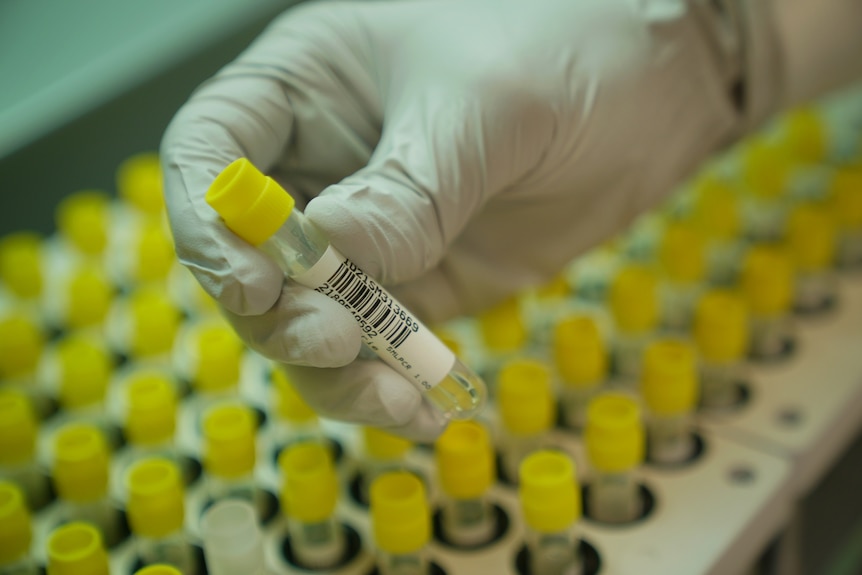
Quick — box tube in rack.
[201,500,273,575]
[553,315,608,431]
[695,291,749,409]
[371,471,431,575]
[0,482,38,575]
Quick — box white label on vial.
[293,246,455,390]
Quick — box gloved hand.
[161,0,860,440]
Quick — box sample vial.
[52,424,122,547]
[435,421,497,547]
[830,168,862,267]
[584,394,645,524]
[476,297,528,386]
[126,459,197,574]
[693,175,743,286]
[694,291,750,409]
[360,426,413,505]
[609,265,658,381]
[519,451,583,575]
[201,500,273,575]
[658,222,706,333]
[205,158,487,420]
[787,203,837,312]
[497,359,556,484]
[202,405,259,512]
[553,315,608,431]
[109,288,181,365]
[271,367,323,448]
[279,442,345,569]
[741,139,790,242]
[641,340,699,464]
[46,522,110,575]
[370,471,432,575]
[0,314,50,419]
[117,153,165,217]
[55,191,111,259]
[51,265,114,332]
[0,391,51,511]
[124,373,180,467]
[0,232,43,304]
[741,246,794,360]
[134,566,182,575]
[129,221,175,285]
[180,321,245,420]
[0,482,38,575]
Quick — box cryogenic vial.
[279,442,345,569]
[271,366,324,448]
[435,421,496,547]
[52,424,122,547]
[787,203,837,312]
[123,373,180,467]
[108,288,181,366]
[46,522,110,575]
[130,221,175,285]
[371,471,432,575]
[0,392,51,510]
[830,168,862,267]
[497,359,556,484]
[692,175,744,286]
[553,315,608,431]
[206,158,486,420]
[694,291,750,409]
[117,153,165,217]
[55,191,110,259]
[125,459,197,574]
[360,426,413,505]
[0,482,38,575]
[658,222,706,333]
[50,266,113,332]
[741,139,790,242]
[741,246,794,360]
[781,108,829,166]
[134,566,181,575]
[476,297,528,386]
[0,314,50,419]
[0,233,43,305]
[609,265,658,381]
[641,340,699,464]
[201,500,274,575]
[202,405,259,512]
[585,394,645,524]
[519,451,583,575]
[178,321,245,420]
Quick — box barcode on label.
[326,261,413,349]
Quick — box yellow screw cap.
[278,442,338,523]
[0,313,44,378]
[134,221,175,283]
[519,450,580,533]
[497,359,555,436]
[364,426,412,461]
[0,232,42,299]
[830,168,862,230]
[554,315,607,387]
[477,297,526,353]
[125,373,177,446]
[642,340,698,416]
[192,323,243,393]
[117,153,165,215]
[56,191,110,256]
[742,246,793,317]
[0,482,32,565]
[65,266,113,329]
[694,290,749,363]
[743,139,789,199]
[134,567,182,575]
[435,421,495,499]
[370,471,430,554]
[52,424,109,503]
[272,368,316,424]
[660,222,706,284]
[585,394,644,473]
[203,405,256,479]
[610,265,658,334]
[128,288,181,357]
[694,176,740,240]
[0,391,36,465]
[782,108,827,164]
[46,522,109,575]
[125,458,185,538]
[788,204,836,272]
[56,336,111,410]
[205,158,295,246]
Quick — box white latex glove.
[161,0,861,440]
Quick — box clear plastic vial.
[740,139,791,242]
[609,266,659,382]
[46,522,111,575]
[370,471,432,575]
[692,174,744,286]
[205,158,486,420]
[279,442,345,570]
[179,321,246,423]
[0,482,38,575]
[201,500,274,575]
[202,405,260,513]
[658,222,706,333]
[519,451,583,575]
[553,315,608,431]
[787,203,838,313]
[694,291,750,410]
[435,421,497,547]
[0,391,51,511]
[741,246,794,360]
[584,394,645,525]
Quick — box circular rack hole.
[728,465,757,485]
[514,538,601,575]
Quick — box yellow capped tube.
[56,335,112,411]
[554,315,608,430]
[202,405,258,509]
[360,427,413,504]
[695,290,750,409]
[0,232,43,300]
[0,482,36,572]
[271,367,324,453]
[190,322,243,395]
[124,373,177,449]
[278,442,344,569]
[117,153,165,215]
[497,359,556,483]
[787,203,837,312]
[742,139,790,242]
[124,288,181,359]
[585,394,644,524]
[659,222,706,332]
[742,246,794,360]
[641,340,698,465]
[370,471,431,575]
[61,266,113,330]
[435,421,496,547]
[781,108,828,165]
[133,221,175,284]
[610,265,658,380]
[519,451,582,575]
[0,314,44,381]
[46,522,109,575]
[125,459,196,574]
[693,175,743,285]
[0,391,51,511]
[205,158,486,420]
[830,167,862,267]
[56,191,110,257]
